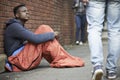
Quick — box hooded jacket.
[4,19,55,57]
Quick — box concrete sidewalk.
[0,41,120,80]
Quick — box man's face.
[16,6,29,21]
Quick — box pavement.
[0,54,6,73]
[0,41,120,80]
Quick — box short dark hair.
[13,4,25,16]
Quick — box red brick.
[0,0,75,54]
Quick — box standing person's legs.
[106,1,120,79]
[75,15,81,45]
[86,1,105,80]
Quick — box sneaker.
[75,41,79,45]
[79,41,83,45]
[106,71,117,79]
[5,60,12,71]
[92,65,103,80]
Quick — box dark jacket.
[4,19,55,57]
[72,0,86,15]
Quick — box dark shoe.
[92,65,103,80]
[106,71,117,79]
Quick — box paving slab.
[0,41,120,80]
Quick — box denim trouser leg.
[106,1,120,72]
[75,14,86,42]
[86,1,105,66]
[81,14,86,42]
[87,1,120,71]
[75,15,81,41]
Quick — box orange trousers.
[8,25,84,71]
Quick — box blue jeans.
[86,1,120,72]
[75,14,86,42]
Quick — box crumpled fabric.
[7,25,84,71]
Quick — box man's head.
[13,4,29,22]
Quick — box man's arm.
[10,23,55,44]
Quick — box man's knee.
[38,24,53,32]
[38,25,53,30]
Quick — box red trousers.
[8,25,84,71]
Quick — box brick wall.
[0,0,75,54]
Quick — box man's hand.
[54,31,59,39]
[82,0,89,5]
